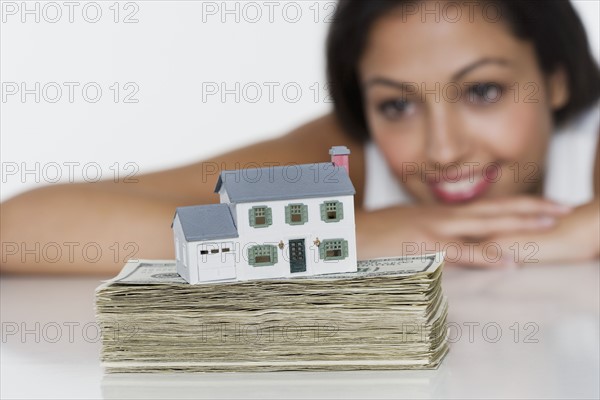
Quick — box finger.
[433,214,556,238]
[452,196,572,217]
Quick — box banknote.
[102,252,444,285]
[96,253,449,372]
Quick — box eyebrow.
[364,57,512,90]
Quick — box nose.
[425,103,472,166]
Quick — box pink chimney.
[329,145,350,175]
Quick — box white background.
[1,0,599,201]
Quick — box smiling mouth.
[428,170,494,203]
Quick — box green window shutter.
[321,201,342,223]
[286,203,308,225]
[249,244,277,267]
[248,246,256,265]
[320,239,347,261]
[249,207,256,227]
[320,203,327,222]
[250,206,272,228]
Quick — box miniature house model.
[172,146,358,284]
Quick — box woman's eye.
[377,99,416,120]
[466,83,502,105]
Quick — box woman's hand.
[463,198,600,267]
[355,195,575,267]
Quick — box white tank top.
[363,103,600,211]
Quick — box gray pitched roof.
[214,162,355,203]
[173,204,238,242]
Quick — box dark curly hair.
[327,0,600,142]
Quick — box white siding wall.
[175,194,358,284]
[233,195,357,280]
[172,215,194,283]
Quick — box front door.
[289,239,306,273]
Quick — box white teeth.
[438,175,483,194]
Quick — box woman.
[2,0,599,274]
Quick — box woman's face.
[359,2,568,204]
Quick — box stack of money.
[95,253,448,372]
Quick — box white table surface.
[2,261,599,399]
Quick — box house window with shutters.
[285,203,308,225]
[249,206,272,228]
[320,200,343,222]
[319,239,348,261]
[248,244,278,267]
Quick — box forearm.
[354,196,582,267]
[1,183,178,275]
